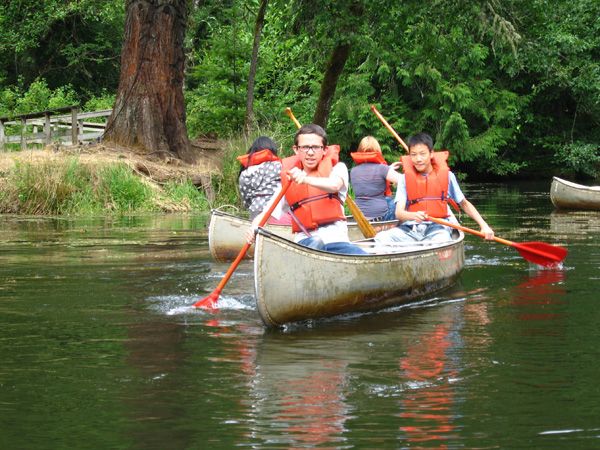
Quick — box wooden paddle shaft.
[346,196,376,238]
[285,107,302,129]
[371,105,409,152]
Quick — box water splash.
[146,293,256,316]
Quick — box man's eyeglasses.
[296,145,324,153]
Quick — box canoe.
[550,176,600,210]
[253,227,465,328]
[208,209,398,262]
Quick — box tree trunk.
[104,0,197,164]
[312,43,352,129]
[244,0,269,136]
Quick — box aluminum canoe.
[550,176,600,210]
[253,227,465,328]
[208,209,398,262]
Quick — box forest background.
[1,0,599,215]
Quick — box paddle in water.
[427,216,567,268]
[194,182,291,309]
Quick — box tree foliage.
[0,1,124,101]
[1,0,599,179]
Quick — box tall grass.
[0,156,210,215]
[163,178,211,211]
[0,125,296,216]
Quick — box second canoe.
[550,176,600,210]
[208,209,398,262]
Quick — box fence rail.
[0,105,113,151]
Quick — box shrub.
[554,141,600,178]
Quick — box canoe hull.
[208,209,398,262]
[254,229,465,328]
[550,176,600,210]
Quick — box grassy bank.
[0,128,294,216]
[0,151,210,215]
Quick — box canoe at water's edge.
[550,176,600,210]
[253,228,465,328]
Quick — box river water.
[1,181,599,449]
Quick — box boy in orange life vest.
[245,124,367,255]
[350,136,402,221]
[374,132,494,243]
[238,136,292,224]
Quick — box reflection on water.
[398,321,458,446]
[2,182,600,448]
[550,209,600,236]
[197,300,476,448]
[121,318,195,449]
[252,337,352,447]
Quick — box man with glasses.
[246,124,367,255]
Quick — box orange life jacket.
[237,149,280,168]
[281,145,346,233]
[350,151,392,197]
[402,151,453,218]
[350,151,387,165]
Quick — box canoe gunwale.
[208,209,294,262]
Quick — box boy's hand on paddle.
[413,211,428,223]
[481,225,495,241]
[287,167,307,184]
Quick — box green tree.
[0,1,125,100]
[104,0,196,163]
[186,0,256,136]
[244,0,269,136]
[3,0,596,179]
[512,0,600,177]
[328,0,526,175]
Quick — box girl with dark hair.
[237,137,291,223]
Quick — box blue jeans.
[374,223,452,243]
[298,237,368,255]
[383,196,397,221]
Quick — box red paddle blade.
[513,242,567,268]
[193,289,221,309]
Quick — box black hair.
[407,132,434,152]
[239,136,278,175]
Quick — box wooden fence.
[0,105,113,151]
